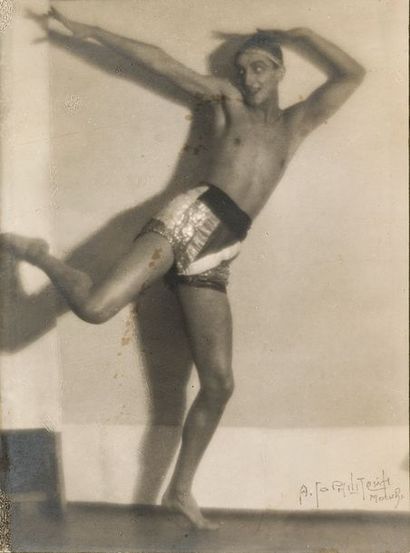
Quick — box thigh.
[176,285,233,382]
[89,232,174,311]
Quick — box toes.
[0,234,49,260]
[195,514,219,531]
[161,497,218,530]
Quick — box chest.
[216,102,292,147]
[229,119,292,167]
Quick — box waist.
[199,183,252,241]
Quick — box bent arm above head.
[48,7,229,101]
[282,27,365,80]
[261,27,366,133]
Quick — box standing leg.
[0,232,174,323]
[162,285,234,530]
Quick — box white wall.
[62,424,409,511]
[0,0,61,431]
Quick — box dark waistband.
[198,184,252,241]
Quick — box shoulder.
[278,102,316,154]
[200,77,243,104]
[283,71,365,136]
[221,80,243,101]
[282,102,306,130]
[282,100,319,139]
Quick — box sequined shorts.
[139,184,252,292]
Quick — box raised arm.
[263,27,365,134]
[48,7,228,101]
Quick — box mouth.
[244,87,263,104]
[245,88,262,101]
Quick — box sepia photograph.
[0,0,408,552]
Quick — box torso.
[204,90,304,218]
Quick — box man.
[1,7,364,529]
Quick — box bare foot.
[0,233,49,263]
[162,489,219,530]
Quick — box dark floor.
[10,502,410,553]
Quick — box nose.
[244,71,257,88]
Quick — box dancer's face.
[236,49,284,106]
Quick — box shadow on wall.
[0,24,249,504]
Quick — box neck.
[250,92,281,123]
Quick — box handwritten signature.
[298,470,405,509]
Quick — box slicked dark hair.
[235,32,284,67]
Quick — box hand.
[255,29,290,43]
[212,31,248,41]
[48,7,93,40]
[25,9,49,34]
[256,28,311,44]
[287,27,311,40]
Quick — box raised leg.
[162,284,234,530]
[0,232,174,323]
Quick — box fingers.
[256,28,288,43]
[256,28,280,36]
[24,8,44,22]
[213,31,247,40]
[213,31,234,39]
[214,29,286,43]
[48,6,63,22]
[24,8,49,33]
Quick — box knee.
[202,369,235,405]
[79,298,114,325]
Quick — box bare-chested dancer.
[1,7,364,529]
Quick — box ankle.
[167,484,191,498]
